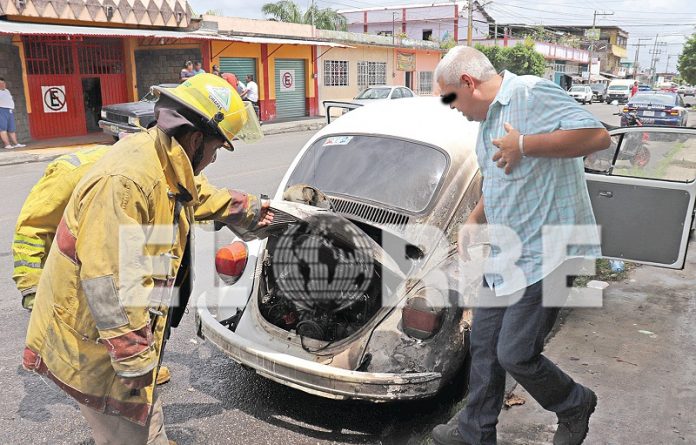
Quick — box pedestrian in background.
[0,77,25,149]
[180,61,194,82]
[193,61,205,75]
[631,81,639,97]
[241,74,260,120]
[431,46,610,445]
[221,72,239,92]
[212,64,221,76]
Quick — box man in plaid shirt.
[431,46,610,445]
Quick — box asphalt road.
[2,100,695,444]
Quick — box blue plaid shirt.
[477,71,602,295]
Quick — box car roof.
[313,97,478,162]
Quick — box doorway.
[405,71,414,89]
[82,77,102,132]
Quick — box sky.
[197,0,695,72]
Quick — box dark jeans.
[457,277,588,444]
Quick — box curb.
[0,122,326,167]
[0,152,65,167]
[262,121,325,136]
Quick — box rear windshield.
[629,94,677,106]
[287,135,448,213]
[608,85,630,91]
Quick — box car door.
[585,126,696,268]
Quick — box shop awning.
[600,72,619,79]
[590,74,609,81]
[0,20,350,48]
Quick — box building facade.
[340,1,491,45]
[314,30,441,111]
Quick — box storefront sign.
[280,70,296,92]
[396,52,416,72]
[42,86,67,113]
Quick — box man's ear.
[180,129,203,158]
[460,74,474,89]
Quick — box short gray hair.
[435,46,497,86]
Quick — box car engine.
[258,214,385,344]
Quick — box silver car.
[194,98,696,402]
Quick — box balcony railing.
[475,39,589,64]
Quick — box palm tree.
[262,1,347,31]
[304,4,347,31]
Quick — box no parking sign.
[41,86,67,113]
[280,70,295,92]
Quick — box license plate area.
[642,111,655,117]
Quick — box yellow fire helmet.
[153,73,263,150]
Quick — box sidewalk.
[0,116,326,167]
[496,250,696,443]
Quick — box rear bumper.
[195,292,442,401]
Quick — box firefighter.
[22,73,272,444]
[12,144,255,387]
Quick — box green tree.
[475,40,547,77]
[262,1,346,31]
[677,33,696,85]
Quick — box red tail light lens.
[668,109,679,116]
[402,295,444,340]
[215,241,248,285]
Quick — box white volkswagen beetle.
[193,97,696,402]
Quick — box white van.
[605,79,635,104]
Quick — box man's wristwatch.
[518,134,526,157]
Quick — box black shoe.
[432,423,471,445]
[553,389,598,445]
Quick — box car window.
[588,131,696,182]
[401,88,413,97]
[608,85,629,91]
[287,135,449,213]
[391,88,402,99]
[355,88,391,99]
[570,87,585,92]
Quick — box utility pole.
[494,21,498,46]
[632,38,652,79]
[587,10,614,81]
[665,54,677,73]
[649,35,666,85]
[467,0,473,46]
[392,11,397,46]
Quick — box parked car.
[590,83,607,102]
[638,84,652,92]
[677,85,695,97]
[622,92,690,127]
[98,84,178,140]
[351,85,416,105]
[193,97,696,402]
[568,85,593,104]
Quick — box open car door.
[585,126,696,268]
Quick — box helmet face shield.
[232,102,264,145]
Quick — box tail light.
[215,241,248,285]
[401,290,445,340]
[622,107,629,113]
[668,109,680,116]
